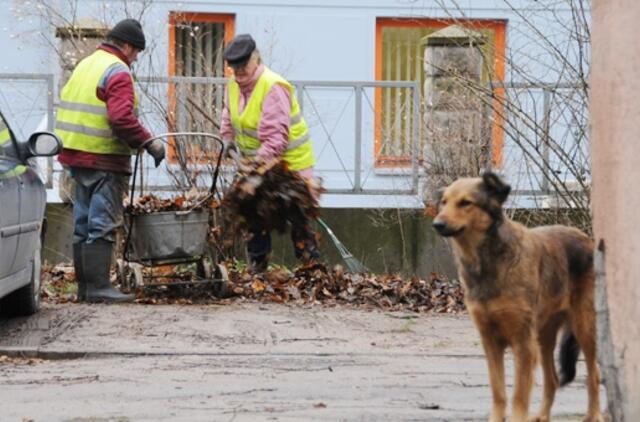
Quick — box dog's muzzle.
[432,221,463,237]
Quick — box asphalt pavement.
[0,302,605,421]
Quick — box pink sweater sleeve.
[256,83,291,161]
[220,85,235,141]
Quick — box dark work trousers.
[247,219,320,264]
[70,167,129,245]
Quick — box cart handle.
[139,132,223,150]
[130,132,225,207]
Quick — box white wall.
[0,0,589,208]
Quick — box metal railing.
[137,76,422,195]
[489,81,588,198]
[0,72,587,201]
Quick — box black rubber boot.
[73,242,87,302]
[249,254,269,274]
[84,239,134,303]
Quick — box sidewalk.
[0,302,603,421]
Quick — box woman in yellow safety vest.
[220,34,320,273]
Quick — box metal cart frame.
[118,132,230,291]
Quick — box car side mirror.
[27,131,62,157]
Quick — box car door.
[0,114,21,280]
[13,160,45,275]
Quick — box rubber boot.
[72,242,86,302]
[84,239,134,303]
[249,254,269,274]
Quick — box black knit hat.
[107,19,146,50]
[223,34,256,66]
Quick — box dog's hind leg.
[531,317,564,422]
[571,294,604,421]
[510,333,537,422]
[479,332,507,422]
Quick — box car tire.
[0,238,42,317]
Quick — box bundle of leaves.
[125,187,220,216]
[223,159,322,233]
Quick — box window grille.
[173,20,226,134]
[379,28,425,162]
[376,19,505,167]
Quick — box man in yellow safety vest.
[56,19,165,303]
[220,33,320,272]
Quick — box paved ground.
[0,302,605,421]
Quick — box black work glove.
[145,139,165,167]
[222,139,239,160]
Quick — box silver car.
[0,111,62,316]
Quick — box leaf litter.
[41,262,465,313]
[41,159,465,313]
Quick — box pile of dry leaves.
[41,262,465,313]
[124,187,219,216]
[224,264,465,313]
[222,159,322,233]
[41,160,464,313]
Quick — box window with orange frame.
[167,12,235,162]
[375,17,506,168]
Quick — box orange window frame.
[166,12,235,161]
[168,11,235,79]
[374,17,506,168]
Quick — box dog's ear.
[481,171,511,204]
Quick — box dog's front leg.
[510,335,537,422]
[480,335,507,422]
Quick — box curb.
[0,346,487,360]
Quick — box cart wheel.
[130,263,145,288]
[214,263,229,282]
[211,263,233,298]
[116,259,131,291]
[197,257,213,279]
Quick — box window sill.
[374,166,424,176]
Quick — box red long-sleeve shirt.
[58,43,152,174]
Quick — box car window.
[0,111,17,158]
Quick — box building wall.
[43,204,458,278]
[591,0,640,419]
[0,0,590,209]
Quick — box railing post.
[294,82,304,114]
[412,80,420,193]
[542,88,551,193]
[354,84,362,192]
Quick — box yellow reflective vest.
[228,66,315,171]
[55,49,138,155]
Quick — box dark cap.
[107,18,146,50]
[223,34,256,66]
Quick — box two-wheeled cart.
[118,132,230,294]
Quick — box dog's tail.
[558,328,580,386]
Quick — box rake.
[316,218,368,273]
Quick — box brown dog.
[432,172,603,422]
